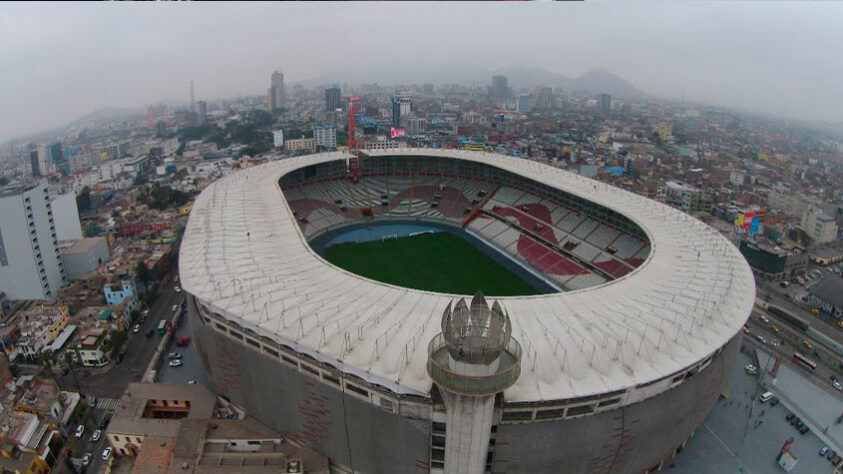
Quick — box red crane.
[347,96,361,182]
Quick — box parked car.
[828,450,837,460]
[832,455,843,467]
[803,339,814,350]
[820,446,830,456]
[770,397,779,407]
[168,352,182,360]
[132,324,141,333]
[81,453,92,467]
[187,380,198,385]
[759,315,770,324]
[799,425,810,435]
[174,286,181,293]
[75,424,85,438]
[101,447,112,461]
[91,429,101,442]
[169,359,183,368]
[171,304,179,312]
[769,325,779,333]
[176,336,191,346]
[89,397,97,408]
[833,380,842,391]
[744,364,758,375]
[142,309,150,316]
[756,335,766,344]
[786,413,795,422]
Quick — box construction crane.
[347,96,362,182]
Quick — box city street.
[55,283,185,399]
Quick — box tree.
[136,261,151,284]
[63,352,81,392]
[36,350,61,390]
[76,186,92,213]
[134,174,149,186]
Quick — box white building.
[801,207,839,244]
[406,118,427,136]
[61,237,110,280]
[0,183,67,300]
[313,125,337,149]
[273,130,285,148]
[50,193,83,241]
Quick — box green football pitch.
[322,232,540,296]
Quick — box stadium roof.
[179,149,755,403]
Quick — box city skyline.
[2,3,843,140]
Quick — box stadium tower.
[429,292,521,474]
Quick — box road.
[54,280,185,472]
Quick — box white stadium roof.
[179,149,755,402]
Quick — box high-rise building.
[0,182,67,300]
[312,125,337,149]
[273,130,285,148]
[597,93,611,115]
[197,100,207,126]
[535,85,556,110]
[801,207,839,244]
[490,75,510,100]
[267,70,285,112]
[325,85,341,111]
[391,97,411,128]
[406,118,426,136]
[29,150,40,177]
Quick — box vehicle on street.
[142,309,150,316]
[799,425,810,435]
[174,285,181,293]
[796,420,805,429]
[157,319,168,335]
[75,424,85,438]
[780,281,789,288]
[176,336,191,346]
[169,359,183,368]
[756,335,766,344]
[820,446,830,456]
[743,325,750,334]
[82,453,92,467]
[171,304,179,312]
[770,397,779,406]
[89,397,97,408]
[91,429,101,442]
[803,339,814,350]
[759,315,770,324]
[744,364,758,375]
[828,450,837,460]
[832,455,843,467]
[769,325,779,333]
[834,380,842,391]
[146,328,155,338]
[168,352,182,359]
[793,352,817,372]
[102,446,112,460]
[787,413,795,422]
[133,324,141,333]
[187,380,198,384]
[99,413,112,429]
[759,391,773,403]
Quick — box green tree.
[63,352,81,392]
[76,186,92,212]
[36,350,61,390]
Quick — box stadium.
[179,149,755,473]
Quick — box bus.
[792,352,817,372]
[157,319,168,336]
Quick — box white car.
[187,380,198,385]
[132,324,141,333]
[102,446,112,460]
[169,359,183,368]
[834,380,842,391]
[174,285,181,293]
[168,352,182,360]
[744,364,758,375]
[91,429,101,442]
[81,453,92,467]
[756,335,766,344]
[171,304,179,312]
[75,424,85,438]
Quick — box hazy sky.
[2,2,843,140]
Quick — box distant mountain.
[491,65,571,89]
[69,107,144,127]
[568,68,645,99]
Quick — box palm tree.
[37,349,61,391]
[63,352,82,393]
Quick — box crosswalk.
[94,397,119,411]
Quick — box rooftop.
[64,237,106,255]
[179,149,756,403]
[810,274,843,309]
[109,383,217,439]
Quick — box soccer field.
[323,232,540,296]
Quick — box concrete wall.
[493,334,740,473]
[189,289,740,474]
[187,296,431,473]
[51,193,83,241]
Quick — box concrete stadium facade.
[180,150,755,473]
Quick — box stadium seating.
[283,173,651,290]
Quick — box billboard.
[390,127,406,138]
